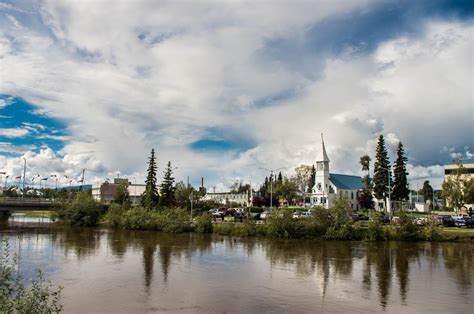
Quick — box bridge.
[0,197,54,211]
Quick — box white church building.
[310,135,363,210]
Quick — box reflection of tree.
[372,242,392,309]
[52,227,102,259]
[443,244,472,294]
[106,231,212,294]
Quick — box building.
[310,135,363,210]
[444,159,474,212]
[201,192,251,207]
[92,178,145,204]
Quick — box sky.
[0,0,473,191]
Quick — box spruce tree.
[142,149,159,209]
[392,142,409,201]
[277,172,283,185]
[160,161,176,207]
[358,154,374,210]
[419,180,433,202]
[308,165,316,192]
[373,135,391,200]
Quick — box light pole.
[0,171,5,195]
[259,167,285,211]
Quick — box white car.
[260,210,271,220]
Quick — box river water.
[0,218,473,313]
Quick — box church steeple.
[316,133,330,162]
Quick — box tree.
[294,164,312,197]
[142,149,159,209]
[308,165,316,192]
[277,172,283,185]
[175,181,194,209]
[160,161,176,207]
[114,182,130,206]
[275,177,299,205]
[392,142,409,201]
[442,161,469,211]
[419,180,434,202]
[373,135,391,201]
[358,154,374,210]
[465,178,474,204]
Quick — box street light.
[259,167,285,211]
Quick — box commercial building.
[92,178,145,204]
[201,192,251,207]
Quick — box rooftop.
[330,173,363,190]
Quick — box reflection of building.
[201,192,251,207]
[310,135,363,210]
[92,178,145,204]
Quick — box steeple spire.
[317,133,330,162]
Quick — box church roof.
[329,173,363,190]
[316,134,330,162]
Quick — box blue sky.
[0,0,472,190]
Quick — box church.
[310,135,363,210]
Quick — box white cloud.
[0,2,471,189]
[0,128,29,138]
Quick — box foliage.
[53,192,102,226]
[358,154,374,210]
[113,182,130,206]
[420,180,434,202]
[174,181,194,209]
[160,161,176,207]
[0,238,63,313]
[194,214,213,233]
[442,162,471,211]
[392,142,410,201]
[366,212,384,241]
[373,135,391,200]
[142,148,159,209]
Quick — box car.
[260,210,271,220]
[438,215,455,227]
[300,211,313,219]
[454,218,466,228]
[461,215,473,228]
[391,216,401,225]
[292,211,301,219]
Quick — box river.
[0,217,473,313]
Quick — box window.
[351,191,354,199]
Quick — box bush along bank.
[53,194,471,242]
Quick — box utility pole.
[80,169,85,190]
[189,191,194,222]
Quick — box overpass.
[0,197,54,211]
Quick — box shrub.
[53,192,101,227]
[213,223,234,235]
[0,238,63,313]
[194,214,213,233]
[366,212,385,241]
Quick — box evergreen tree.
[308,165,316,192]
[419,180,433,202]
[392,142,409,201]
[142,149,159,209]
[358,154,374,210]
[373,135,391,200]
[160,161,176,207]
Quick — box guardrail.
[0,197,54,204]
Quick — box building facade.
[92,178,145,204]
[201,192,251,207]
[310,135,363,210]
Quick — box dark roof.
[329,174,363,190]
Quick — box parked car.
[292,211,301,219]
[461,215,473,228]
[438,215,455,227]
[391,216,401,225]
[260,210,271,220]
[300,211,313,219]
[454,217,466,228]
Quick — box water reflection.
[0,224,472,313]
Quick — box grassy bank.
[52,193,473,242]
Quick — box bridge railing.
[0,197,54,204]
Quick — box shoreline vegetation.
[44,192,474,243]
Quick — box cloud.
[0,1,472,189]
[0,128,29,138]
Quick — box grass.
[441,227,474,234]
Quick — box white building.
[310,135,363,210]
[201,192,251,207]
